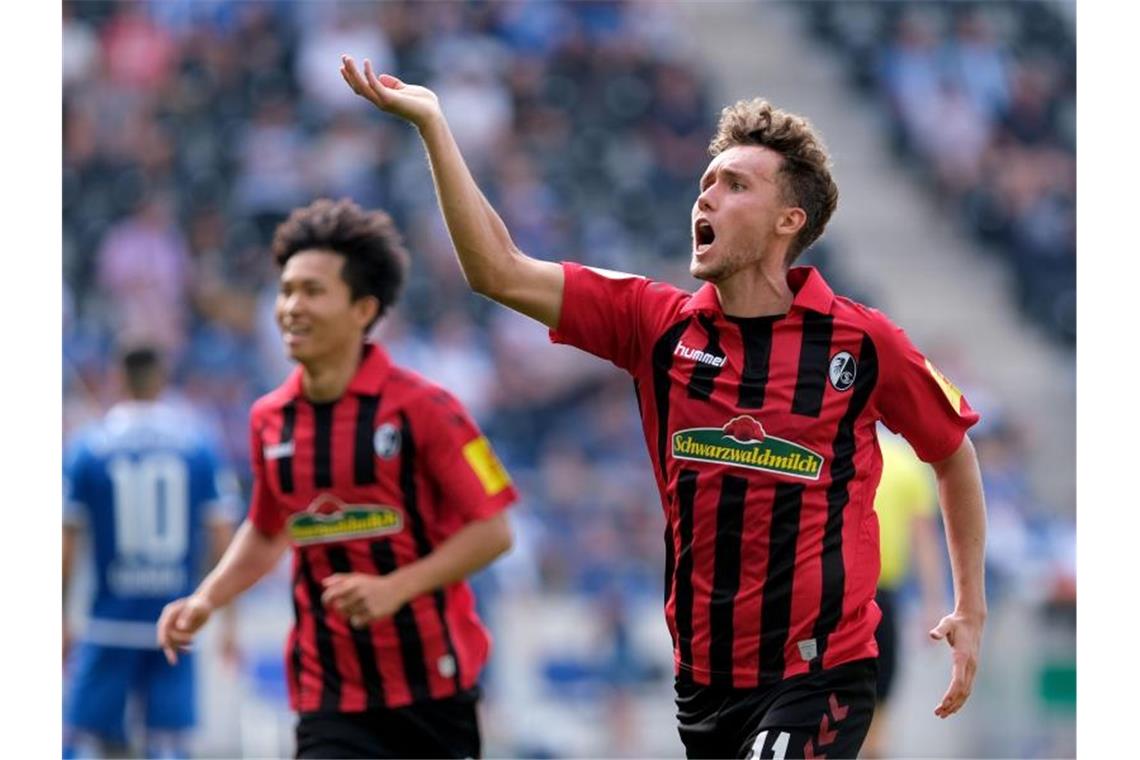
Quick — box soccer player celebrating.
[156,199,517,759]
[64,347,239,759]
[341,57,987,759]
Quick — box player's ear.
[777,207,807,239]
[354,295,380,329]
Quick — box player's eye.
[731,181,745,191]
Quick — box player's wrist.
[952,605,987,623]
[190,588,221,614]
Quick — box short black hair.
[271,198,410,330]
[120,346,164,397]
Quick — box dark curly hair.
[271,198,410,329]
[709,99,838,264]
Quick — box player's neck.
[300,342,363,403]
[714,258,793,318]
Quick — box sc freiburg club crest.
[828,351,857,392]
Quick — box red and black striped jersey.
[551,263,978,688]
[248,343,517,712]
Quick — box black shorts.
[873,587,899,703]
[295,688,481,759]
[675,659,877,759]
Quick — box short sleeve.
[872,319,980,463]
[62,440,88,527]
[549,261,686,374]
[415,389,517,523]
[247,410,285,536]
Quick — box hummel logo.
[264,441,295,460]
[674,341,726,368]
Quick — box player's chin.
[689,254,721,283]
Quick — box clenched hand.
[321,572,410,628]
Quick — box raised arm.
[340,56,564,328]
[927,434,987,718]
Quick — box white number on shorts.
[747,730,790,760]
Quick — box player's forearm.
[416,115,524,297]
[932,436,987,618]
[389,512,512,604]
[194,520,288,609]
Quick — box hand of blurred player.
[157,595,214,665]
[339,55,442,129]
[321,572,409,628]
[929,610,984,718]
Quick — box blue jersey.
[64,400,238,646]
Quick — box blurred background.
[61,1,1075,757]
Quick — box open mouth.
[695,219,716,251]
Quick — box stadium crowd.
[802,1,1076,344]
[63,1,1074,754]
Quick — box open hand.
[321,572,408,628]
[929,610,984,718]
[156,595,214,665]
[340,55,442,130]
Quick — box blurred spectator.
[95,192,193,353]
[294,4,395,116]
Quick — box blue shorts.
[64,642,196,743]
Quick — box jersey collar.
[280,342,393,401]
[682,266,835,317]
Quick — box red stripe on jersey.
[290,557,325,712]
[687,471,720,679]
[731,480,774,686]
[305,546,365,711]
[342,540,414,707]
[783,479,830,680]
[292,402,316,494]
[331,398,358,489]
[387,523,454,700]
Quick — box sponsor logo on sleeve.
[672,415,824,480]
[286,493,404,546]
[924,359,965,414]
[462,436,513,496]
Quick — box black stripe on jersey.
[289,570,304,700]
[792,313,834,417]
[759,482,805,683]
[687,315,725,401]
[733,317,776,409]
[278,401,296,494]
[708,475,748,686]
[652,319,692,486]
[674,469,699,673]
[298,549,342,711]
[313,402,334,489]
[370,540,432,703]
[354,395,381,485]
[326,545,386,708]
[397,412,461,691]
[663,521,676,610]
[811,334,878,671]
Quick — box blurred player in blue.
[63,347,240,759]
